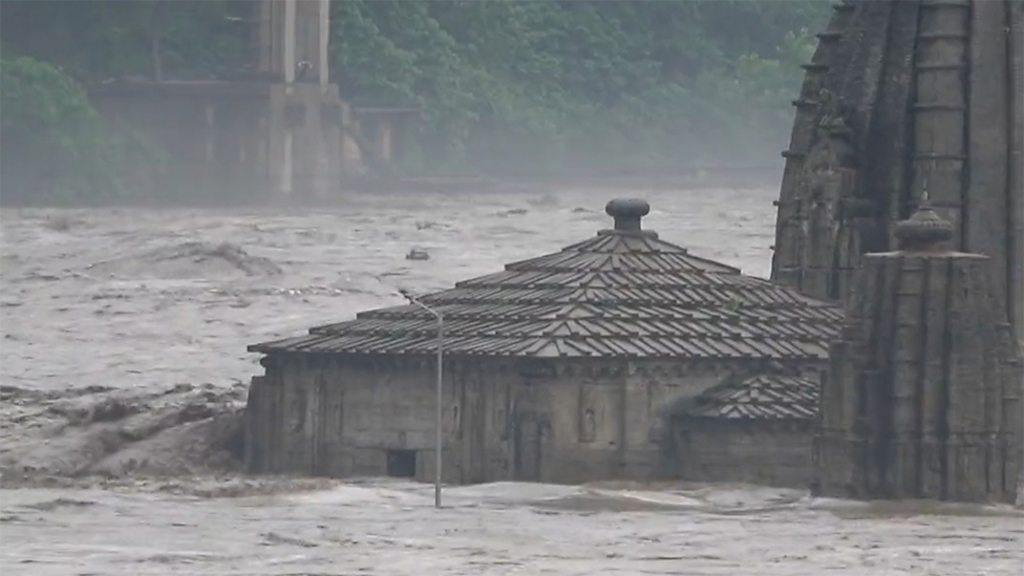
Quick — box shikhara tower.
[770,0,1024,350]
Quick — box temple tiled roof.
[250,199,842,360]
[683,373,819,420]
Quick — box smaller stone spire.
[894,191,954,251]
[817,187,1023,503]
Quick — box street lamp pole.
[399,289,444,509]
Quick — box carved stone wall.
[244,354,825,484]
[674,419,814,488]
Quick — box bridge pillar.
[256,0,342,199]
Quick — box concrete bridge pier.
[257,0,342,200]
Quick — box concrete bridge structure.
[90,0,409,201]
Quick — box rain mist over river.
[1,187,1021,575]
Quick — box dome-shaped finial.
[894,191,953,251]
[605,198,650,233]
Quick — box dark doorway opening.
[386,449,417,478]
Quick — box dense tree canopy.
[0,0,830,200]
[0,55,115,200]
[331,0,828,174]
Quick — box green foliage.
[0,1,249,82]
[0,1,248,202]
[0,54,117,201]
[333,0,830,175]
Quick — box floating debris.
[496,208,528,217]
[405,248,430,261]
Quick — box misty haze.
[1,1,1022,575]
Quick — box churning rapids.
[1,187,1021,575]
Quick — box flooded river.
[1,187,1021,574]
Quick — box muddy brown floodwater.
[1,187,1021,575]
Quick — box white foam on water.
[2,187,1021,574]
[3,481,1022,575]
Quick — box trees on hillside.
[0,55,115,201]
[332,0,828,174]
[0,0,830,200]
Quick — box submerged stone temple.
[817,198,1022,502]
[244,199,841,485]
[240,0,1023,498]
[771,0,1024,347]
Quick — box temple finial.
[605,198,650,233]
[894,188,953,251]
